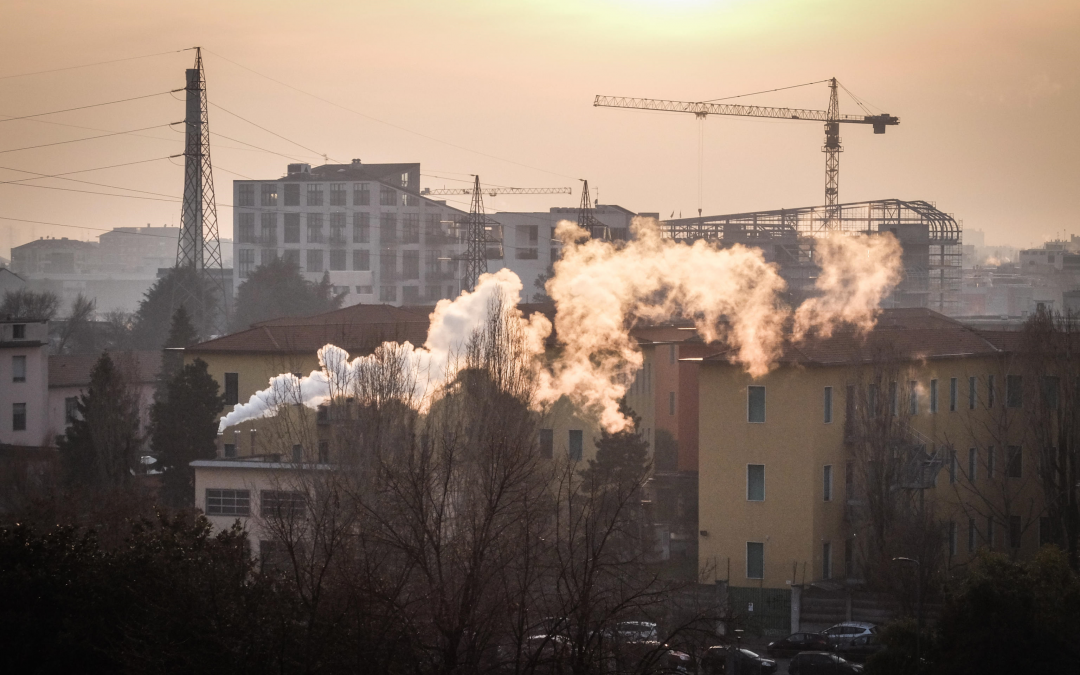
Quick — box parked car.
[767,632,830,657]
[822,622,877,650]
[834,634,883,663]
[789,651,863,675]
[700,646,778,675]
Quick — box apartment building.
[0,320,50,446]
[693,309,1044,595]
[232,161,469,307]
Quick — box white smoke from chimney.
[218,268,550,432]
[792,232,903,340]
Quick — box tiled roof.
[49,350,162,387]
[701,308,1007,366]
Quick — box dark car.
[834,634,883,663]
[789,651,863,675]
[767,632,829,657]
[701,646,778,675]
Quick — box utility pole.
[175,46,226,334]
[462,175,487,293]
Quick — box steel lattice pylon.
[462,175,488,293]
[577,179,609,240]
[175,47,226,334]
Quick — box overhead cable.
[0,90,177,124]
[0,49,186,81]
[0,123,174,155]
[209,102,341,162]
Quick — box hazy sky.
[1,0,1077,258]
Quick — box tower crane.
[421,185,571,197]
[594,78,898,225]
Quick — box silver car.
[822,622,877,650]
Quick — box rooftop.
[49,350,162,388]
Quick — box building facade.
[0,320,50,447]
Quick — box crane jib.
[593,95,898,128]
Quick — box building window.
[823,465,833,501]
[318,441,329,463]
[1009,515,1022,549]
[1040,517,1052,547]
[867,383,878,417]
[292,444,303,463]
[284,183,300,206]
[1007,446,1023,478]
[889,381,899,416]
[402,249,420,280]
[380,213,397,244]
[237,249,255,278]
[669,344,676,364]
[845,539,854,578]
[12,355,26,382]
[1041,375,1060,410]
[306,249,323,274]
[307,213,324,243]
[988,374,996,408]
[261,490,306,519]
[909,380,918,415]
[379,185,396,206]
[822,542,832,580]
[845,461,854,498]
[224,372,239,405]
[568,430,583,461]
[379,251,397,282]
[261,183,278,206]
[949,522,957,557]
[400,171,409,187]
[206,489,250,516]
[353,182,370,206]
[329,182,346,206]
[238,183,255,206]
[223,443,236,458]
[968,448,977,482]
[64,396,78,424]
[949,377,957,411]
[949,448,957,483]
[306,183,324,206]
[260,212,277,245]
[968,518,977,552]
[236,212,256,243]
[747,386,765,423]
[12,324,26,339]
[379,286,397,303]
[353,249,370,271]
[329,212,347,244]
[668,391,676,416]
[403,213,420,244]
[539,428,553,459]
[1006,375,1023,408]
[930,379,938,413]
[260,248,277,267]
[987,445,996,479]
[12,403,26,431]
[746,542,764,579]
[969,376,977,409]
[353,212,370,243]
[356,285,373,295]
[747,464,765,501]
[987,516,995,549]
[402,286,420,304]
[329,249,347,271]
[283,213,300,243]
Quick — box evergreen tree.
[58,352,142,489]
[151,358,224,508]
[230,257,343,331]
[580,399,651,489]
[157,306,199,400]
[130,267,216,350]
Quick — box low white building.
[0,320,50,447]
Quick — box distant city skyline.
[1,0,1078,258]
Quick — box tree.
[1,288,59,320]
[230,257,343,331]
[54,293,96,354]
[130,267,216,350]
[580,399,650,489]
[151,359,224,508]
[58,352,142,489]
[158,306,199,395]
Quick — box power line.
[700,79,830,103]
[0,181,179,203]
[0,123,174,155]
[0,49,186,81]
[208,130,315,163]
[203,48,579,181]
[209,102,340,162]
[0,90,177,124]
[0,214,180,239]
[0,156,175,187]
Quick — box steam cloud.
[220,217,902,434]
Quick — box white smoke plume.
[218,268,550,432]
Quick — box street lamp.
[892,556,922,669]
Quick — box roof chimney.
[351,158,362,165]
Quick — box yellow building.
[696,309,1045,593]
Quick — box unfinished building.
[661,199,962,315]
